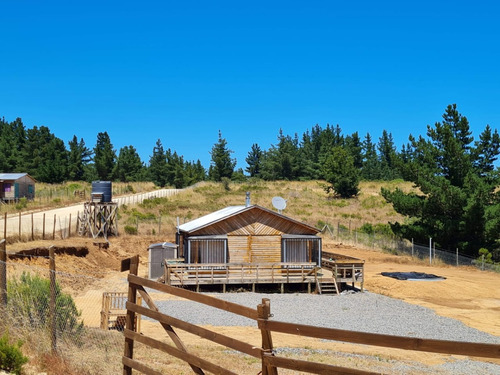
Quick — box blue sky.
[1,1,499,170]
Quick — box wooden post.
[0,238,6,307]
[258,298,277,375]
[68,214,72,238]
[49,246,57,353]
[52,214,56,240]
[123,255,139,375]
[31,213,34,241]
[456,248,459,267]
[18,212,21,239]
[43,213,46,240]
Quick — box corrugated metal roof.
[178,204,320,235]
[0,173,28,181]
[178,205,247,233]
[148,242,178,250]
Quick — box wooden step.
[317,281,339,295]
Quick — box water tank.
[91,181,112,203]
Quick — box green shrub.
[15,198,28,210]
[7,272,83,337]
[221,177,231,191]
[124,225,138,235]
[359,223,374,234]
[0,331,28,375]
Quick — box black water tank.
[91,181,112,203]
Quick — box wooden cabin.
[0,173,36,202]
[165,204,364,294]
[176,204,322,266]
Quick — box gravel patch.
[149,290,500,374]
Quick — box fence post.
[123,255,139,375]
[481,254,485,271]
[68,214,72,238]
[411,238,414,257]
[43,213,46,240]
[31,213,34,241]
[258,298,277,375]
[52,214,56,240]
[18,212,21,239]
[429,238,432,265]
[456,248,459,267]
[0,238,6,307]
[49,245,57,353]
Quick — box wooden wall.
[228,235,282,263]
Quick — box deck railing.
[165,262,319,287]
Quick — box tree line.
[1,104,499,259]
[0,117,403,187]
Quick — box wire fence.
[0,188,181,242]
[0,255,127,374]
[321,224,500,273]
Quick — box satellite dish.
[272,196,287,213]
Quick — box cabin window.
[282,237,321,265]
[187,238,228,264]
[4,183,11,192]
[28,185,34,194]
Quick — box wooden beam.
[123,329,239,375]
[128,274,258,321]
[136,286,205,375]
[263,353,380,375]
[127,299,261,359]
[258,320,500,359]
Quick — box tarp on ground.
[381,271,446,281]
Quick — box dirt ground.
[6,236,500,371]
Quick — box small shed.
[0,173,36,202]
[148,242,179,279]
[176,205,322,266]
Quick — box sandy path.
[0,188,180,236]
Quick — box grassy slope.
[119,179,415,238]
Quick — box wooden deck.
[163,251,364,294]
[165,262,321,292]
[321,251,365,292]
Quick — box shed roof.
[148,242,178,250]
[0,173,31,181]
[178,205,319,235]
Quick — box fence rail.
[122,256,500,375]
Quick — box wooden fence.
[121,255,500,375]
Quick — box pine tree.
[22,126,68,182]
[361,133,380,180]
[114,145,144,182]
[382,104,500,257]
[245,143,263,177]
[148,139,168,187]
[377,130,400,180]
[68,135,92,181]
[93,132,116,181]
[209,131,236,181]
[322,146,359,198]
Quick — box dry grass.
[118,179,416,240]
[0,181,157,215]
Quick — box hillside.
[3,180,499,374]
[117,179,416,240]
